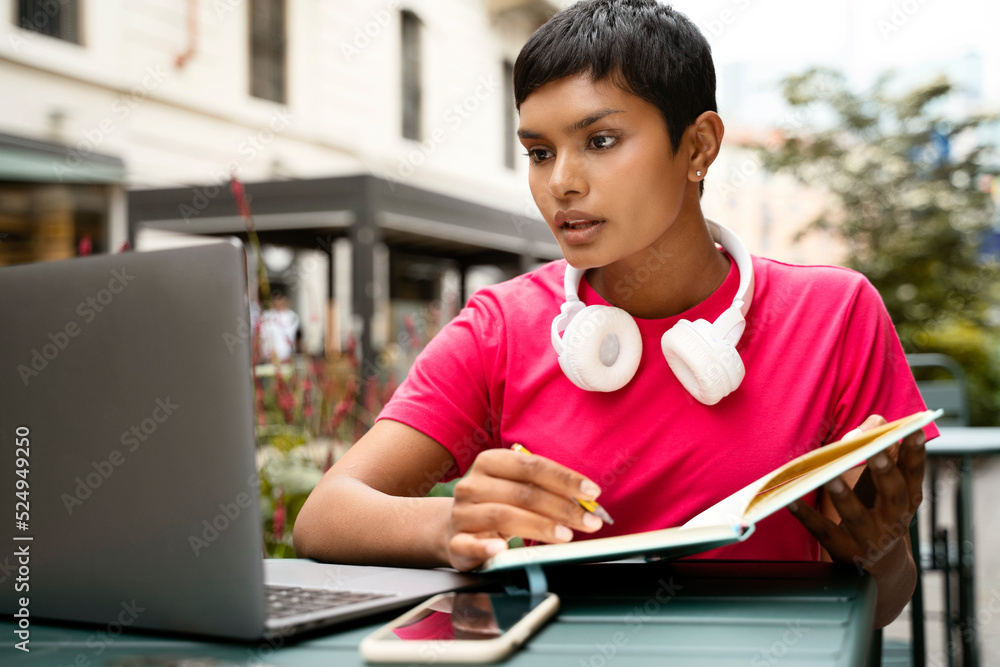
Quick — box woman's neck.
[586,216,731,320]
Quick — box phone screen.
[385,592,547,642]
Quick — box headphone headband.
[564,264,585,303]
[705,218,754,319]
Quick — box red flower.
[343,337,358,367]
[229,176,252,223]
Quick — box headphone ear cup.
[560,305,642,392]
[660,319,745,405]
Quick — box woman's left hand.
[787,415,926,576]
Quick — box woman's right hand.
[444,448,605,571]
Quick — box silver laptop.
[0,242,477,641]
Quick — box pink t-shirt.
[378,255,937,561]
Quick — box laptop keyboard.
[266,585,396,619]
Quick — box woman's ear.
[687,111,724,183]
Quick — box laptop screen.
[0,243,269,640]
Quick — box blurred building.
[7,1,994,374]
[0,0,565,375]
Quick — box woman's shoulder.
[753,255,874,295]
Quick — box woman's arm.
[293,419,605,570]
[293,419,458,567]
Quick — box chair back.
[906,353,969,426]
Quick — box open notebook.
[480,409,941,573]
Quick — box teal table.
[2,561,875,666]
[922,426,1000,667]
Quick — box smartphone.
[359,591,560,664]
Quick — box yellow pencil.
[511,443,614,525]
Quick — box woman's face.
[518,73,695,270]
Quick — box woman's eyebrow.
[518,108,625,139]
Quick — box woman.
[294,0,935,628]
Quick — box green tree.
[755,68,1000,425]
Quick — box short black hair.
[513,0,717,155]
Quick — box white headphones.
[550,219,755,405]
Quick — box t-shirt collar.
[575,251,741,338]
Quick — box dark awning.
[127,174,560,261]
[0,132,126,184]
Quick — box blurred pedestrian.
[260,291,299,362]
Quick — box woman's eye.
[524,149,553,164]
[590,135,617,150]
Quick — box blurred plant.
[253,350,395,557]
[229,175,396,556]
[756,68,1000,425]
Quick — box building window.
[250,0,286,103]
[17,0,80,43]
[503,61,516,170]
[401,11,422,140]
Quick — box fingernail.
[485,540,507,556]
[826,477,846,494]
[580,480,601,499]
[872,453,891,471]
[554,525,573,542]
[583,513,603,531]
[788,500,800,512]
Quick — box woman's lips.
[563,219,601,230]
[560,219,605,244]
